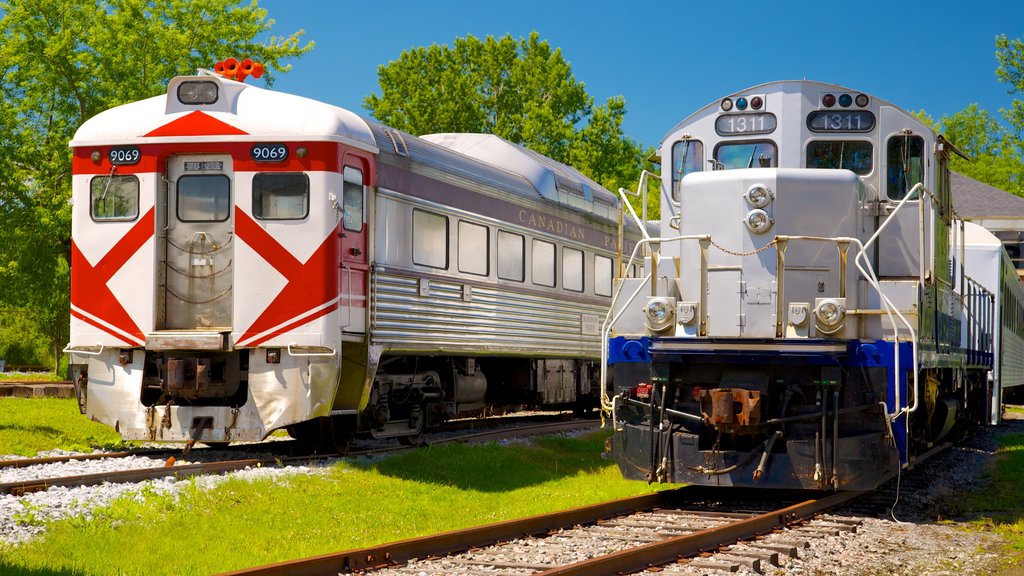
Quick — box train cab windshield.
[806,141,873,175]
[714,141,777,170]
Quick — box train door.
[877,106,928,278]
[339,165,367,333]
[158,155,235,331]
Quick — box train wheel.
[397,403,426,447]
[328,415,354,454]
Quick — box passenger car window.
[595,255,613,296]
[497,230,524,282]
[343,167,364,232]
[90,175,139,221]
[412,209,448,269]
[252,173,309,220]
[532,240,556,287]
[563,247,584,292]
[458,221,489,276]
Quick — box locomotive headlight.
[814,298,846,327]
[177,81,219,105]
[745,184,772,208]
[677,301,698,325]
[745,209,773,234]
[644,296,676,332]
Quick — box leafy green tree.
[916,104,1024,195]
[364,32,654,215]
[0,0,312,370]
[997,34,1024,142]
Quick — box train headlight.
[745,184,772,208]
[745,209,773,234]
[677,301,698,325]
[814,298,846,327]
[645,297,676,332]
[177,81,219,105]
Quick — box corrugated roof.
[951,171,1024,219]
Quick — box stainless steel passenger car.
[605,81,1024,490]
[66,69,639,447]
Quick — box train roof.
[70,74,379,150]
[70,73,620,220]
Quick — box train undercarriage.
[607,339,988,490]
[72,347,600,451]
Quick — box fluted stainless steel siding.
[371,270,604,358]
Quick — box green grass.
[938,430,1024,572]
[0,371,62,382]
[0,397,130,456]
[1006,405,1024,415]
[0,431,666,575]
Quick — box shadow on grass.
[367,431,615,492]
[0,561,88,576]
[0,423,64,436]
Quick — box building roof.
[952,171,1024,219]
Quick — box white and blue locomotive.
[604,80,1024,490]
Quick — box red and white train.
[67,65,639,448]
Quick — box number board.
[807,110,875,132]
[108,145,141,165]
[715,113,777,136]
[250,143,289,162]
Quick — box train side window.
[252,173,309,220]
[885,134,924,200]
[714,141,777,170]
[412,209,448,269]
[177,174,230,222]
[458,220,489,276]
[497,230,525,282]
[90,175,139,221]
[806,141,873,175]
[595,255,613,296]
[532,239,556,287]
[563,247,584,292]
[342,167,364,232]
[671,139,703,200]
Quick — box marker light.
[177,81,219,105]
[645,297,676,332]
[736,97,748,110]
[745,184,773,208]
[815,299,846,327]
[855,93,869,107]
[751,96,763,110]
[838,94,853,107]
[721,98,734,111]
[822,94,836,107]
[745,209,773,234]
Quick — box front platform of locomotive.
[66,66,376,443]
[605,81,961,490]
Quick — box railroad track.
[218,486,862,576]
[0,419,596,496]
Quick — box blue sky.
[259,0,1018,149]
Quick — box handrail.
[62,343,105,356]
[286,344,336,358]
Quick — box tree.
[364,32,654,214]
[916,104,1024,196]
[0,0,312,370]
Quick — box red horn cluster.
[213,58,265,82]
